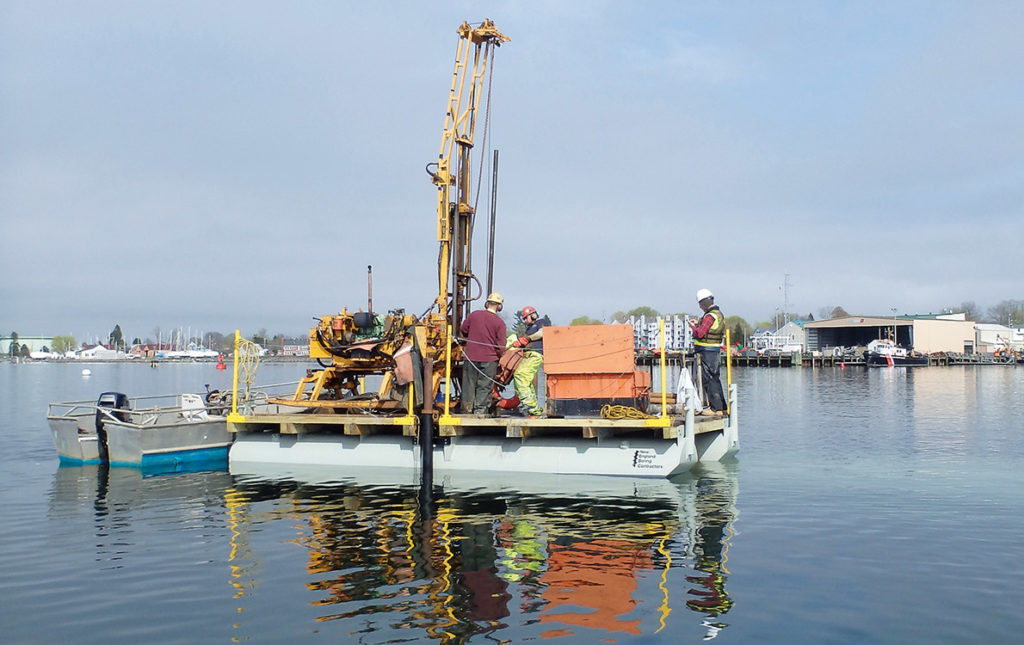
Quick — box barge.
[224,19,739,479]
[228,400,737,478]
[227,321,739,479]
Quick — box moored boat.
[864,339,929,367]
[47,391,232,468]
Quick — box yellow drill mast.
[284,20,508,411]
[430,19,509,333]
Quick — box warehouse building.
[804,314,976,354]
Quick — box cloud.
[1,2,1020,338]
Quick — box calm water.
[1,361,1023,643]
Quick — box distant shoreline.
[2,356,317,364]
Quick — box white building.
[628,315,692,351]
[749,321,806,353]
[77,345,129,360]
[975,323,1020,353]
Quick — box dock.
[636,350,1017,368]
[799,352,1016,367]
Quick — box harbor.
[5,2,1024,643]
[8,360,1024,642]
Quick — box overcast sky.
[2,1,1021,342]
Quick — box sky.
[2,1,1021,342]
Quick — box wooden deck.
[227,412,727,441]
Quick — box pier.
[635,350,1015,369]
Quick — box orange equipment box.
[543,325,635,375]
[546,372,651,400]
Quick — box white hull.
[229,388,739,479]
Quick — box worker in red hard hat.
[511,305,550,417]
[460,292,507,414]
[688,288,727,415]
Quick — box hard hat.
[696,288,713,302]
[486,292,503,305]
[522,305,537,318]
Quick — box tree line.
[10,299,1021,358]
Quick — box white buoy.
[81,368,92,377]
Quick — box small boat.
[864,339,929,367]
[47,391,233,468]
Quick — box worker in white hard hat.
[511,305,550,417]
[688,289,727,415]
[460,292,508,414]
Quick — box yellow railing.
[646,317,671,427]
[227,329,242,423]
[439,325,458,425]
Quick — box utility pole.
[783,273,792,325]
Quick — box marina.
[3,3,1022,643]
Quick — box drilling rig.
[274,20,510,412]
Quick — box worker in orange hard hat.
[460,292,507,414]
[688,288,726,415]
[511,305,550,417]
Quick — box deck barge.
[227,385,739,479]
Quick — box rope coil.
[600,404,652,420]
[237,337,262,411]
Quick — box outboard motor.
[94,392,129,462]
[204,384,232,415]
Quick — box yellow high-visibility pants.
[513,351,544,415]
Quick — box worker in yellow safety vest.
[688,288,727,414]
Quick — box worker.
[688,288,727,415]
[511,305,550,417]
[460,292,507,414]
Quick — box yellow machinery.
[276,20,509,412]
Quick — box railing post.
[725,329,732,415]
[231,329,240,416]
[444,325,453,416]
[660,317,667,418]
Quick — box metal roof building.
[804,314,976,354]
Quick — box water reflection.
[45,462,740,641]
[47,465,236,566]
[227,466,740,641]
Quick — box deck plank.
[229,411,712,441]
